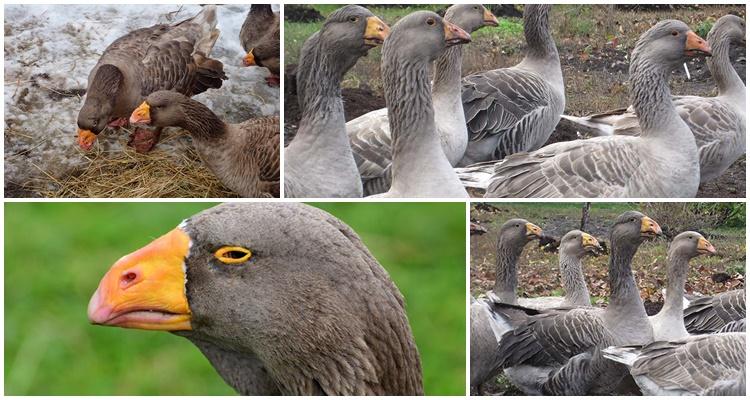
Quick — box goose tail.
[601,345,641,367]
[455,161,498,190]
[559,114,615,137]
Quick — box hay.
[34,129,239,198]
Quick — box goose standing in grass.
[77,5,226,153]
[684,288,746,333]
[602,234,745,395]
[458,4,564,166]
[284,6,389,198]
[240,5,281,87]
[458,20,712,198]
[487,212,662,395]
[129,91,280,197]
[648,232,717,340]
[371,11,472,198]
[470,229,601,393]
[88,203,424,395]
[347,4,498,196]
[561,14,746,184]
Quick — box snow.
[4,4,280,196]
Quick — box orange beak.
[444,20,472,46]
[696,236,717,255]
[525,222,543,239]
[129,102,151,125]
[483,8,499,27]
[684,30,712,57]
[364,16,389,46]
[242,49,256,67]
[77,129,97,151]
[87,228,192,331]
[640,216,663,238]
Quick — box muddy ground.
[284,5,746,197]
[469,202,745,395]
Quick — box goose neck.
[179,99,228,140]
[296,35,351,120]
[658,253,690,320]
[524,6,558,63]
[707,33,745,97]
[629,55,679,134]
[493,239,523,304]
[559,252,591,307]
[432,46,463,95]
[605,237,645,316]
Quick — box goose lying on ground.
[77,5,226,153]
[371,11,471,198]
[561,14,746,184]
[88,203,424,395]
[488,212,662,395]
[458,20,712,198]
[347,4,498,195]
[649,231,716,341]
[458,4,564,166]
[241,5,281,87]
[602,333,746,396]
[129,91,280,197]
[684,288,746,333]
[284,6,389,198]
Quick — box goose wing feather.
[683,289,746,334]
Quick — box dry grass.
[28,129,238,198]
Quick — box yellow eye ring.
[214,246,252,264]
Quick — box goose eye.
[214,246,252,264]
[474,6,479,10]
[671,30,679,36]
[426,17,435,26]
[349,16,359,23]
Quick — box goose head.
[611,211,662,244]
[130,90,189,128]
[633,20,712,69]
[709,14,746,46]
[383,11,471,63]
[319,5,389,56]
[498,218,543,248]
[445,4,498,33]
[669,231,717,259]
[560,230,602,259]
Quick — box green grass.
[5,202,466,395]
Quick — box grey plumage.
[285,6,386,198]
[347,5,497,196]
[459,4,565,166]
[561,14,746,184]
[373,11,470,198]
[683,289,746,334]
[474,20,708,198]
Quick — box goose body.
[458,4,565,166]
[683,288,746,334]
[130,91,280,197]
[372,11,471,198]
[76,5,226,152]
[483,212,662,395]
[561,15,746,184]
[241,5,281,85]
[284,6,388,198]
[88,203,424,395]
[346,5,498,196]
[467,20,711,198]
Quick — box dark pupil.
[224,250,247,259]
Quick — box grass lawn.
[5,202,466,395]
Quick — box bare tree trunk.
[580,202,591,231]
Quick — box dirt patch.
[284,4,323,23]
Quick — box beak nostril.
[121,271,138,288]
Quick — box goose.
[602,333,746,395]
[561,14,746,184]
[241,5,281,87]
[470,229,600,392]
[284,6,389,198]
[88,203,424,395]
[683,288,746,334]
[458,4,564,166]
[486,218,544,304]
[458,20,712,198]
[129,90,280,198]
[648,231,717,341]
[370,11,471,198]
[346,4,498,196]
[77,5,226,153]
[485,211,662,395]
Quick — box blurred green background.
[4,202,466,395]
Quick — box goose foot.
[265,74,280,87]
[128,127,162,153]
